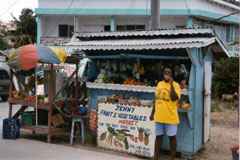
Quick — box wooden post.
[47,64,56,143]
[75,63,79,100]
[8,70,13,118]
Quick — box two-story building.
[35,0,239,56]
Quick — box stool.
[70,117,85,145]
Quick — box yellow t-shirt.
[154,81,181,124]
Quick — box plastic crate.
[21,110,48,126]
[22,112,34,125]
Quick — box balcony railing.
[40,36,71,46]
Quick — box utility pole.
[151,0,160,30]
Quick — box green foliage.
[212,58,239,97]
[11,8,36,47]
[0,38,9,50]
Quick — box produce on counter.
[102,95,153,107]
[93,60,189,87]
[123,77,137,85]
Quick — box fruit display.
[179,94,191,110]
[11,91,26,100]
[93,59,189,87]
[100,95,153,107]
[25,95,37,103]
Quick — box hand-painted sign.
[97,103,155,157]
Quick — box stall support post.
[203,50,213,143]
[36,16,41,45]
[75,63,79,101]
[186,16,193,28]
[47,65,56,143]
[191,48,204,152]
[110,16,116,32]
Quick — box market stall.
[6,44,83,143]
[67,28,229,158]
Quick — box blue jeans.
[155,123,178,136]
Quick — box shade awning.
[76,28,214,38]
[66,28,230,57]
[67,37,216,51]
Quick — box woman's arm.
[150,100,155,121]
[170,82,180,101]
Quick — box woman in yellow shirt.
[150,68,181,160]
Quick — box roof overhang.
[67,37,216,51]
[208,0,240,11]
[66,28,230,58]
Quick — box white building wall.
[38,0,239,48]
[38,0,185,10]
[38,0,240,18]
[40,15,188,37]
[41,16,74,37]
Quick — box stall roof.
[68,37,215,51]
[67,28,230,57]
[75,28,214,39]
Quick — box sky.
[0,0,38,22]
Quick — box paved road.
[0,102,140,160]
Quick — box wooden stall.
[67,28,229,158]
[7,46,81,142]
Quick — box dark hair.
[163,68,172,75]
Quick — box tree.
[0,38,9,50]
[212,58,239,98]
[11,8,36,47]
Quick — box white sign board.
[97,103,155,157]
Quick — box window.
[117,25,126,31]
[104,25,111,32]
[135,25,145,31]
[126,25,135,31]
[59,24,74,38]
[226,25,235,42]
[117,25,145,31]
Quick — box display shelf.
[87,82,189,95]
[8,98,50,110]
[87,82,156,93]
[21,125,65,135]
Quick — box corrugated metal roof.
[67,37,216,51]
[76,28,214,38]
[208,0,240,11]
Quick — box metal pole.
[151,0,160,30]
[35,69,38,126]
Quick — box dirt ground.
[193,109,239,160]
[0,101,238,160]
[72,108,239,160]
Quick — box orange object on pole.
[19,44,39,70]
